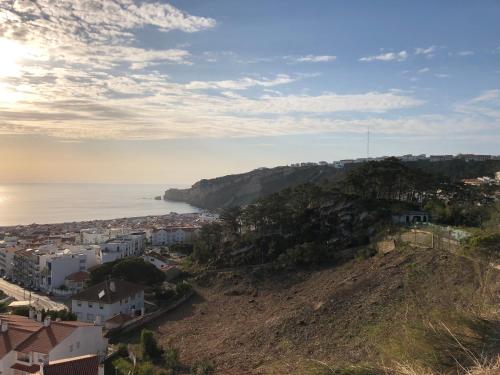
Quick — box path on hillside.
[0,279,66,311]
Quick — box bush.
[163,346,179,369]
[41,309,76,321]
[175,281,193,297]
[116,343,128,357]
[190,360,215,375]
[140,329,163,361]
[111,358,133,375]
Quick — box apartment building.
[151,227,198,246]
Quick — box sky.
[0,0,499,185]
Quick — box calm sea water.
[0,183,198,226]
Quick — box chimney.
[36,311,42,322]
[43,316,51,327]
[1,322,8,332]
[29,309,36,320]
[39,356,49,375]
[109,281,116,292]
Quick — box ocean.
[0,183,198,226]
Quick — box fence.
[106,290,194,338]
[398,226,466,252]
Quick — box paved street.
[0,279,67,311]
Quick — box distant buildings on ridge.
[290,153,500,169]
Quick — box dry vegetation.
[135,244,500,374]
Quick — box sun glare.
[0,38,27,77]
[0,38,46,78]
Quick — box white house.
[71,279,144,324]
[0,313,107,375]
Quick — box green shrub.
[190,360,215,375]
[140,329,163,360]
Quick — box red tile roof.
[11,362,40,373]
[40,354,100,375]
[0,327,37,359]
[15,322,79,354]
[65,271,89,283]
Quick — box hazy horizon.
[0,1,499,184]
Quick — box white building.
[97,232,146,264]
[151,227,198,246]
[0,313,107,375]
[39,251,87,292]
[71,279,144,324]
[0,246,16,278]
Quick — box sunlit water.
[0,183,198,226]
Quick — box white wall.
[72,291,144,323]
[48,325,108,360]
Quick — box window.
[88,302,93,308]
[76,341,80,349]
[69,344,73,352]
[99,304,103,310]
[17,352,30,362]
[77,301,82,307]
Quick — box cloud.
[418,67,430,74]
[434,73,450,79]
[457,50,474,57]
[292,55,337,63]
[218,92,423,115]
[184,74,303,90]
[415,46,437,57]
[359,51,408,62]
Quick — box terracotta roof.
[65,271,89,283]
[0,314,42,332]
[11,362,40,373]
[40,354,100,375]
[15,322,79,354]
[72,279,144,304]
[0,327,37,359]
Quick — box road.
[0,279,67,311]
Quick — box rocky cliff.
[164,165,345,209]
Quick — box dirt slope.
[149,247,499,374]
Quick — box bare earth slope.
[150,247,499,374]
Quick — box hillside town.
[0,211,222,374]
[0,212,218,294]
[290,153,500,168]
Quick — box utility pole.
[367,126,370,158]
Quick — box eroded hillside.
[147,245,500,374]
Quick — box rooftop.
[72,279,144,304]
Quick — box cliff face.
[164,165,345,209]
